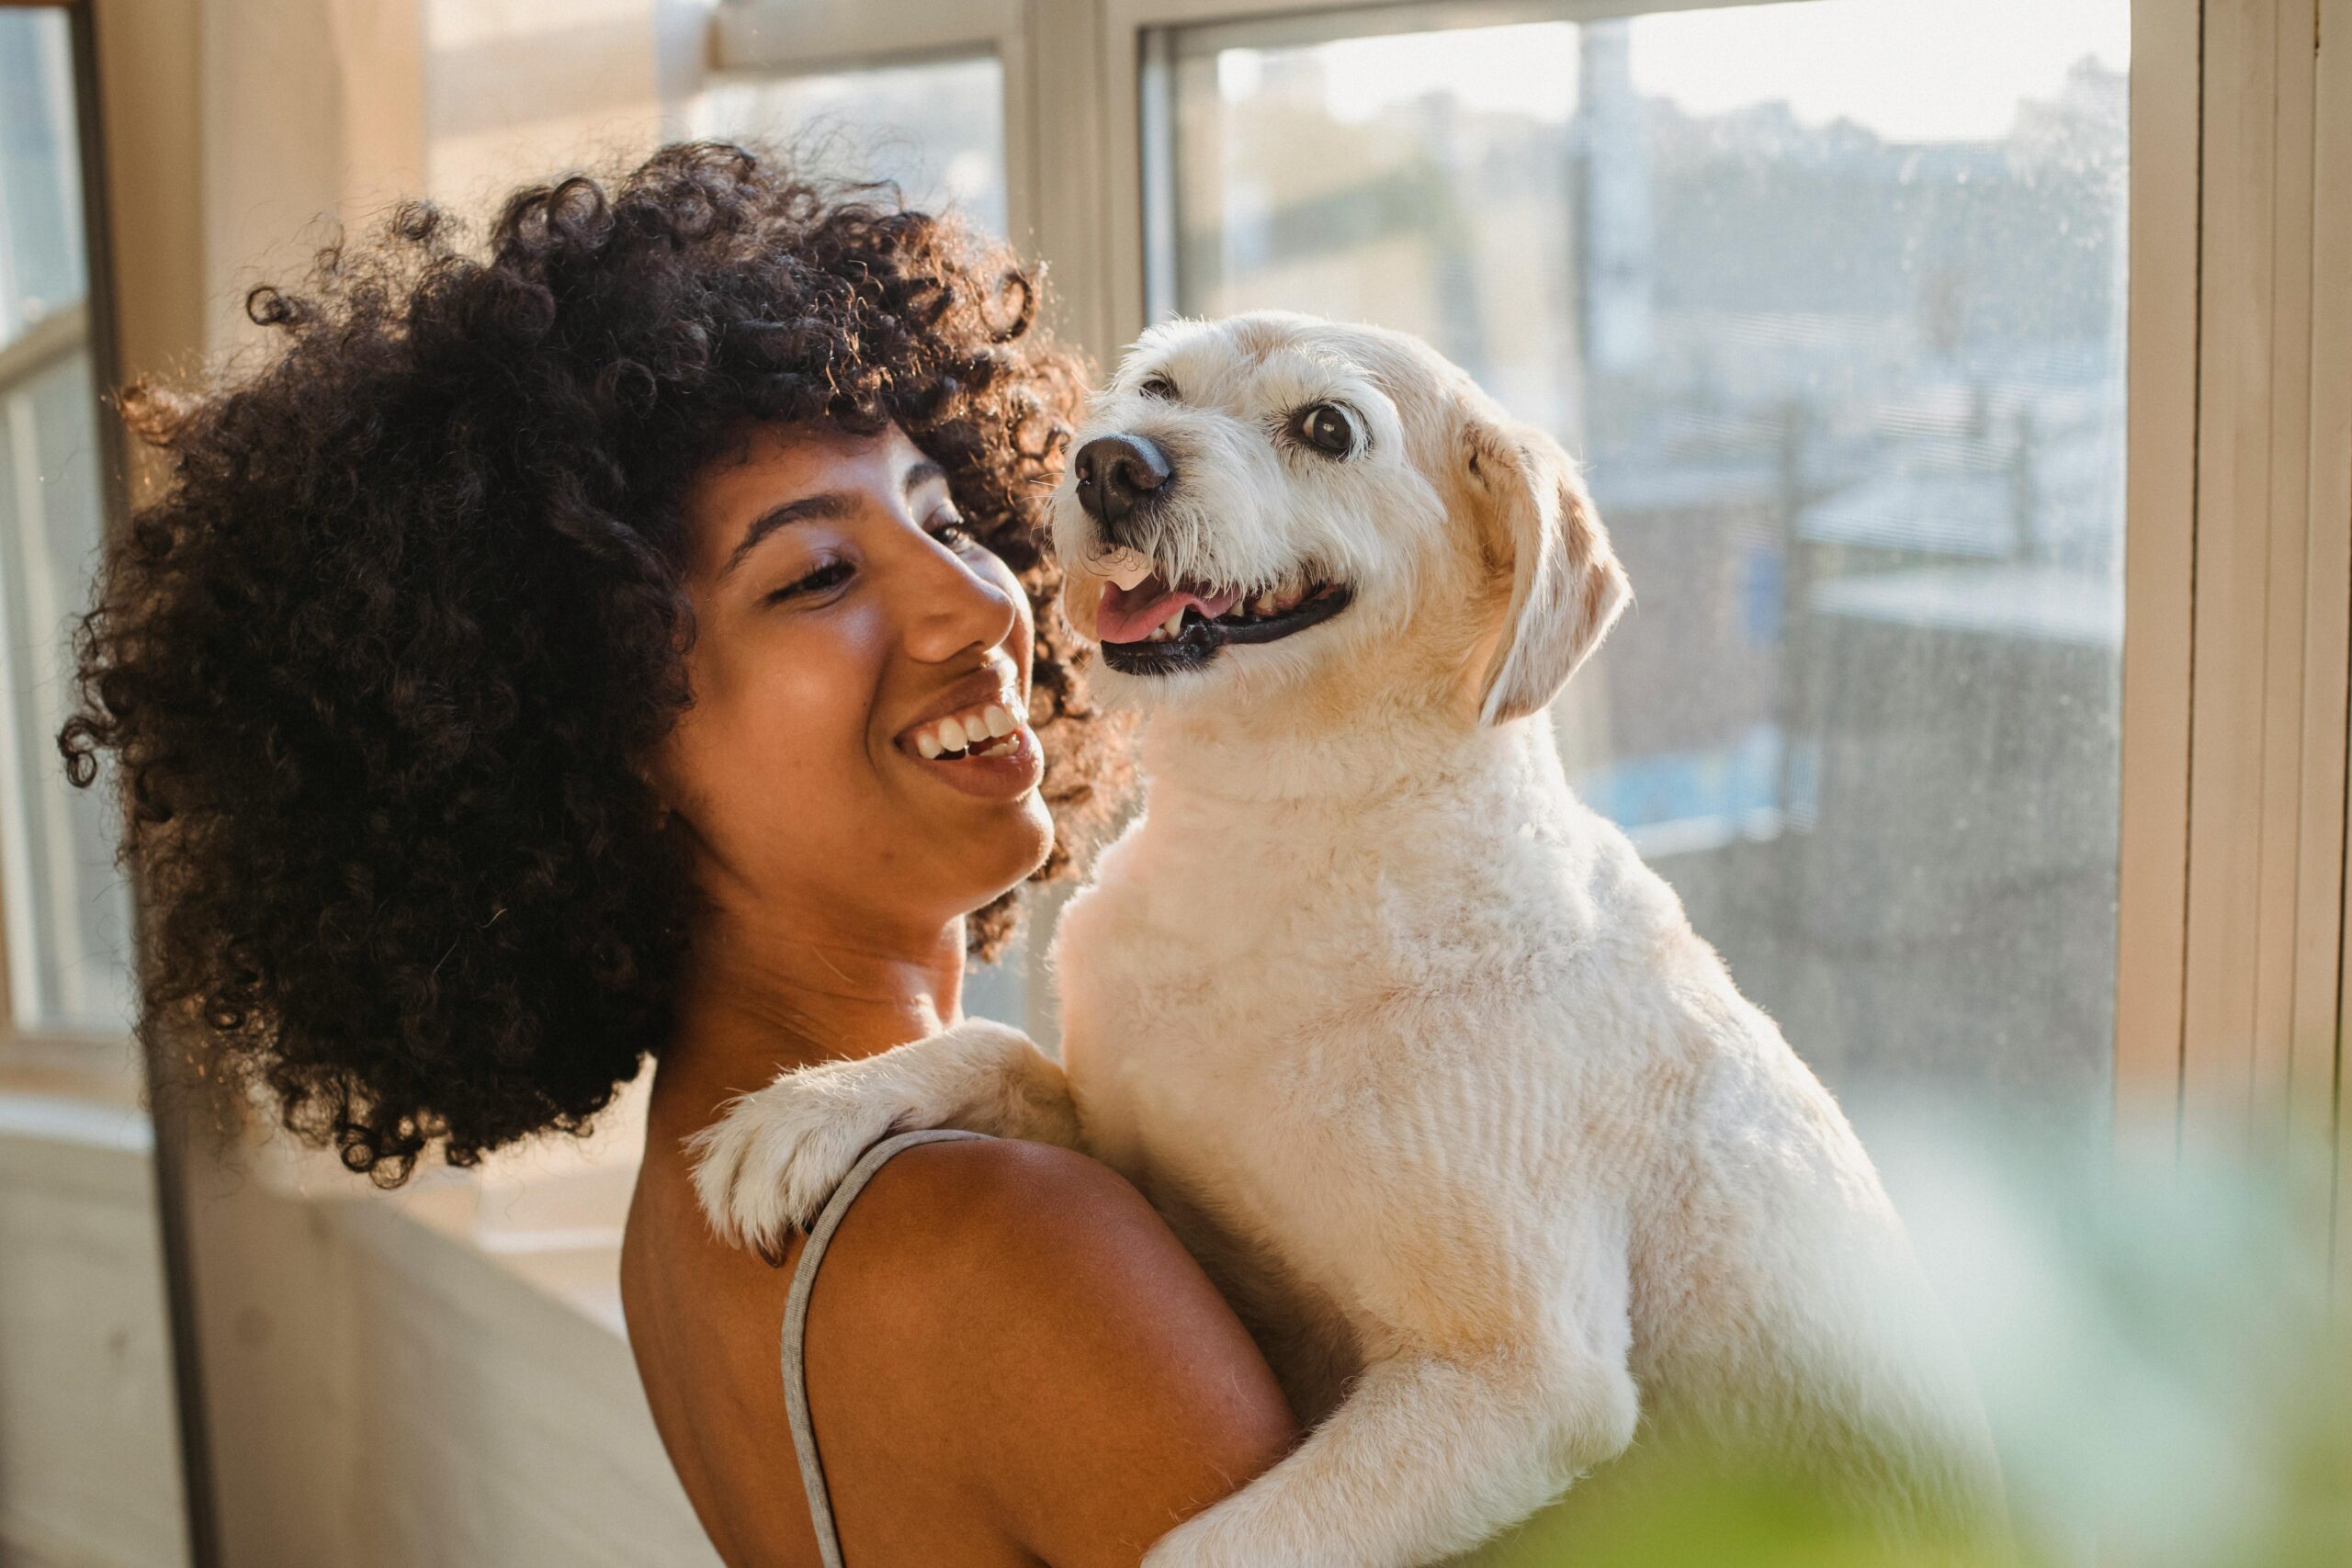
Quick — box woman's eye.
[1292,403,1358,458]
[929,517,978,550]
[770,559,853,602]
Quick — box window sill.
[0,1031,648,1342]
[0,1032,146,1114]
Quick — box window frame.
[0,0,134,1089]
[692,0,2352,1203]
[2322,0,2352,1310]
[712,0,1042,281]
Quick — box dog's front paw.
[686,1059,914,1259]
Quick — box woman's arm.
[803,1136,1303,1566]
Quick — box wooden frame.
[2168,0,2350,1231]
[2317,0,2352,1301]
[2112,0,2205,1126]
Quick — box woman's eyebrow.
[718,491,856,581]
[718,462,950,581]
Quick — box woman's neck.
[650,903,967,1134]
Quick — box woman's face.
[655,421,1053,947]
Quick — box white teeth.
[917,698,1030,760]
[1094,546,1155,592]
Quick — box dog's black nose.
[1073,434,1172,532]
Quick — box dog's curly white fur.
[694,312,2001,1564]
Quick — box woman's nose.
[900,534,1019,665]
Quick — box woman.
[64,143,1297,1565]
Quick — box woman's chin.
[1000,793,1057,882]
[943,792,1057,906]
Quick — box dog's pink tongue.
[1095,574,1242,643]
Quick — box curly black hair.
[61,142,1120,1185]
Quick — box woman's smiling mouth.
[909,697,1027,760]
[895,689,1044,798]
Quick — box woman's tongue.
[1095,573,1242,643]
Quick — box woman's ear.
[1464,419,1631,727]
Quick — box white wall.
[177,1169,718,1568]
[0,1100,187,1568]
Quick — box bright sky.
[1296,0,2129,142]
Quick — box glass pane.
[0,10,84,348]
[694,53,1009,239]
[1158,0,2130,1121]
[0,9,133,1036]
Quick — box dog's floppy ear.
[1465,421,1631,727]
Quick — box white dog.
[692,312,2000,1565]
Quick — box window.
[695,53,1011,238]
[0,8,132,1039]
[1149,0,2132,1119]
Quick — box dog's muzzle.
[1073,433,1172,538]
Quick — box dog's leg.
[1144,1256,1641,1568]
[687,1019,1080,1257]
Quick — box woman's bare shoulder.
[807,1137,1300,1566]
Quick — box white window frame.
[0,0,136,1091]
[0,300,99,1049]
[709,0,1043,295]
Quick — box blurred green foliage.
[1446,1110,2351,1568]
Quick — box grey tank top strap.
[782,1127,989,1568]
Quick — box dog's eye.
[1292,403,1359,458]
[1138,375,1179,400]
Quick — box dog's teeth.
[1095,547,1155,592]
[1252,592,1278,615]
[983,704,1013,739]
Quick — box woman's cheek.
[755,615,886,783]
[689,613,882,863]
